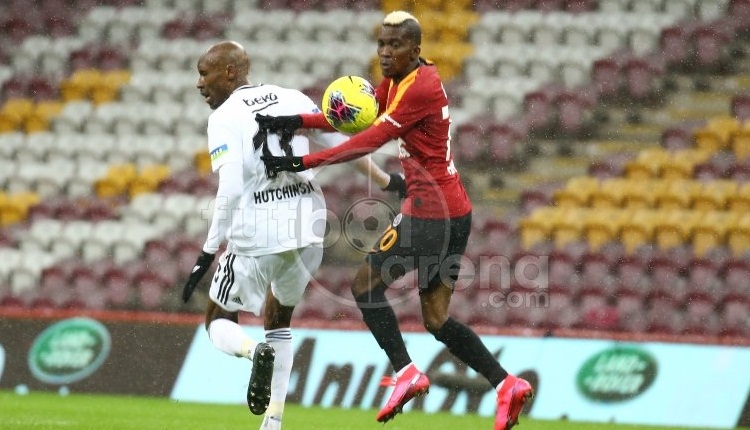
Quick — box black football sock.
[435,317,508,387]
[354,286,411,372]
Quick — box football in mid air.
[322,75,379,134]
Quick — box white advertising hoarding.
[171,326,750,428]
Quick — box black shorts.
[366,212,472,290]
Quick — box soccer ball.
[322,75,379,134]
[342,198,396,253]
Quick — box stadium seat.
[582,209,626,250]
[452,122,485,163]
[652,209,699,250]
[485,118,526,164]
[20,218,64,252]
[694,180,737,211]
[590,178,629,208]
[662,149,711,180]
[683,292,722,336]
[693,21,733,71]
[553,176,598,208]
[722,259,750,298]
[692,211,738,257]
[579,251,612,286]
[624,147,669,179]
[646,294,685,334]
[727,213,750,256]
[731,120,750,161]
[732,93,750,122]
[620,209,660,254]
[102,267,134,309]
[551,207,586,247]
[720,295,750,337]
[728,182,750,213]
[694,116,739,153]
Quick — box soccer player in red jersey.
[260,11,533,430]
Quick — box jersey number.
[254,126,295,178]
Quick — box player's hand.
[382,172,407,199]
[256,114,302,133]
[182,251,215,303]
[261,155,305,176]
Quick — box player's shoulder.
[399,64,444,100]
[415,63,443,86]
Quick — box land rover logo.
[576,346,657,402]
[28,318,111,385]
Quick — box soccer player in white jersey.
[182,41,403,430]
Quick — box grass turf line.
[0,391,742,430]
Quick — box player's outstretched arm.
[261,154,306,175]
[256,114,302,133]
[352,157,406,198]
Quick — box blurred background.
[0,0,749,344]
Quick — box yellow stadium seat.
[129,164,171,196]
[414,11,445,42]
[369,56,383,87]
[382,0,410,12]
[553,176,599,208]
[621,178,663,209]
[731,120,750,161]
[661,148,711,180]
[194,150,212,174]
[693,116,739,153]
[519,206,559,249]
[439,11,477,43]
[590,178,628,208]
[0,192,40,226]
[61,69,102,102]
[624,147,670,179]
[0,98,35,133]
[0,193,10,226]
[420,42,473,81]
[654,179,700,210]
[653,209,700,250]
[729,182,750,213]
[692,210,739,256]
[693,179,738,211]
[552,207,586,247]
[727,213,750,257]
[24,100,64,133]
[91,70,131,105]
[583,208,627,250]
[95,163,137,198]
[619,208,658,253]
[442,0,473,12]
[411,0,443,14]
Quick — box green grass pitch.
[0,390,744,430]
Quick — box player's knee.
[351,263,382,299]
[423,313,447,335]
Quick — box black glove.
[382,172,407,199]
[256,114,302,133]
[182,251,215,303]
[261,155,305,176]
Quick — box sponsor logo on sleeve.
[210,144,229,162]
